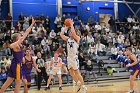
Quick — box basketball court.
[4,80,140,93]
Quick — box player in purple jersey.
[0,18,35,93]
[22,48,41,93]
[126,47,140,93]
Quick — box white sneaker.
[81,86,87,93]
[126,90,134,93]
[77,84,81,92]
[73,80,81,92]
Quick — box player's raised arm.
[69,20,80,43]
[10,18,36,49]
[60,26,69,42]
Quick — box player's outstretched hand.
[70,19,74,26]
[32,17,36,25]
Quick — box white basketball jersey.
[52,57,61,68]
[67,38,79,57]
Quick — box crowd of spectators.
[0,12,140,87]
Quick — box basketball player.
[60,19,87,93]
[0,18,35,93]
[126,47,140,93]
[45,51,63,90]
[22,48,41,93]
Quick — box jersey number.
[69,42,74,48]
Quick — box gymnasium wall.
[12,0,57,28]
[1,0,140,26]
[79,2,114,22]
[118,3,140,21]
[62,0,114,23]
[0,0,9,19]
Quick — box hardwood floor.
[5,80,140,93]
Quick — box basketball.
[64,19,71,27]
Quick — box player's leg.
[126,75,135,93]
[14,79,21,93]
[127,70,139,93]
[0,77,14,93]
[57,69,62,90]
[74,69,84,85]
[47,74,53,86]
[22,78,28,93]
[67,59,78,83]
[23,75,31,93]
[130,76,135,91]
[73,57,87,93]
[14,63,22,93]
[45,74,53,90]
[69,68,78,83]
[58,74,62,90]
[74,70,87,93]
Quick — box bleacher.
[0,47,131,87]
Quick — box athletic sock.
[82,85,85,88]
[130,90,134,92]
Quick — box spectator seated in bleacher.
[95,41,106,56]
[117,32,125,49]
[34,44,42,55]
[2,40,11,56]
[42,42,51,60]
[85,60,97,83]
[124,38,131,48]
[78,52,86,70]
[132,24,139,32]
[88,42,96,56]
[41,37,49,47]
[0,67,7,85]
[32,37,40,49]
[86,32,94,46]
[54,15,62,34]
[0,57,5,68]
[4,55,11,72]
[95,22,102,34]
[49,29,56,44]
[117,50,124,68]
[111,45,118,59]
[127,15,133,23]
[23,20,29,30]
[80,34,88,49]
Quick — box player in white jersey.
[60,19,87,93]
[45,51,63,90]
